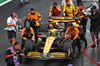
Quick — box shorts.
[7,31,16,39]
[90,27,99,35]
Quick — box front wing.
[24,52,72,60]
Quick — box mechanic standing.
[21,27,35,50]
[63,0,75,26]
[89,5,100,48]
[49,2,61,26]
[49,2,61,18]
[7,12,21,46]
[28,8,42,42]
[75,3,88,34]
[65,23,81,54]
[6,42,24,66]
[20,0,30,4]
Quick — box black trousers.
[21,34,33,49]
[7,63,15,66]
[72,38,81,53]
[81,18,87,33]
[77,0,82,6]
[30,24,38,42]
[80,33,87,43]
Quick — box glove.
[36,22,40,26]
[32,39,35,41]
[25,38,28,41]
[49,17,52,19]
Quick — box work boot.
[25,1,30,3]
[91,45,96,48]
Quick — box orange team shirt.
[49,5,61,16]
[75,7,87,19]
[21,27,35,40]
[28,12,42,21]
[66,27,80,39]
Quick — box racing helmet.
[48,29,59,36]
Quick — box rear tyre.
[38,24,49,32]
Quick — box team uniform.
[73,23,87,47]
[75,7,88,33]
[49,5,61,16]
[66,27,81,53]
[28,12,42,42]
[21,27,35,49]
[63,4,75,17]
[63,4,75,26]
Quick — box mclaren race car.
[27,28,74,59]
[23,16,84,60]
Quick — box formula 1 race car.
[23,17,80,60]
[27,29,74,59]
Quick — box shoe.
[20,2,23,5]
[91,45,95,48]
[25,1,30,3]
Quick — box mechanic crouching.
[73,23,87,48]
[65,23,81,54]
[28,8,42,42]
[21,27,35,51]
